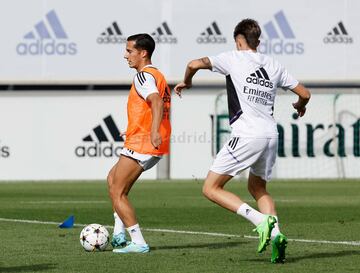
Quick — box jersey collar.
[141,64,157,70]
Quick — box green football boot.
[253,215,277,253]
[271,233,288,263]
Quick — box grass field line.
[1,217,359,247]
[20,201,108,204]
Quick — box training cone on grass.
[59,215,74,228]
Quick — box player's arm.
[147,93,163,149]
[290,83,311,117]
[174,57,212,97]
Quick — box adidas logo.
[246,67,274,88]
[263,10,295,39]
[0,140,10,158]
[245,209,251,215]
[97,21,127,44]
[258,10,304,55]
[82,115,124,143]
[323,21,353,44]
[151,22,177,44]
[75,115,124,158]
[16,10,77,56]
[197,21,226,44]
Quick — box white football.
[80,223,109,251]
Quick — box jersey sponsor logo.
[0,140,10,158]
[16,10,77,56]
[151,22,178,44]
[97,21,127,44]
[258,10,304,55]
[323,21,353,44]
[197,21,227,44]
[75,115,124,158]
[246,67,274,88]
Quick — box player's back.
[209,50,298,138]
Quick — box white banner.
[0,91,158,180]
[0,0,360,83]
[274,93,360,178]
[0,90,359,180]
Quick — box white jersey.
[209,50,298,138]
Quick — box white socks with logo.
[127,223,147,245]
[236,203,281,239]
[114,213,147,245]
[236,203,266,226]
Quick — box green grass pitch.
[0,179,359,273]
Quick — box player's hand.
[292,102,306,117]
[151,131,162,150]
[174,82,192,98]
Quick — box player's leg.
[204,137,274,240]
[247,173,277,253]
[248,172,277,216]
[109,155,142,226]
[107,164,127,247]
[249,138,287,262]
[248,173,283,241]
[203,171,275,254]
[108,155,149,253]
[203,170,269,222]
[202,171,241,211]
[248,137,279,234]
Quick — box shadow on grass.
[0,263,57,272]
[245,250,360,264]
[152,240,250,251]
[288,250,360,263]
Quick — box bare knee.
[107,174,127,201]
[107,172,115,197]
[107,171,113,186]
[202,172,232,201]
[202,184,210,199]
[107,168,126,200]
[109,184,128,203]
[202,183,221,201]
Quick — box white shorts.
[210,137,277,181]
[121,148,162,171]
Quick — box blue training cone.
[59,215,74,228]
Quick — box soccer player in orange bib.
[108,33,171,253]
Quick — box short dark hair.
[127,33,155,58]
[233,19,261,50]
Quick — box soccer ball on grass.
[80,223,109,251]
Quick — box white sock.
[236,203,266,226]
[113,212,125,235]
[127,223,146,245]
[271,216,281,239]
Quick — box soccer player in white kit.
[174,19,310,263]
